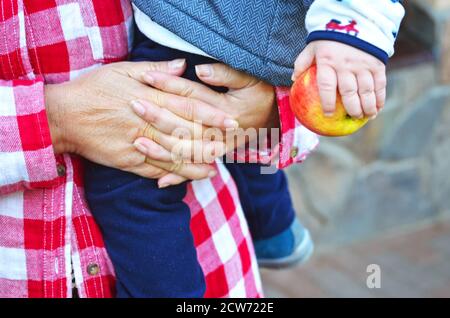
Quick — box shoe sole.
[257,230,314,269]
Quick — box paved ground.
[261,217,450,298]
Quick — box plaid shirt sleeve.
[233,87,319,169]
[275,86,319,169]
[0,78,59,195]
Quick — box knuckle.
[147,62,162,72]
[317,80,335,91]
[183,98,195,121]
[169,161,183,174]
[156,79,168,91]
[143,124,157,141]
[359,88,374,96]
[224,66,233,82]
[145,170,161,179]
[152,170,166,179]
[316,51,333,63]
[343,57,354,67]
[180,84,195,98]
[153,91,164,107]
[140,168,156,178]
[374,60,386,70]
[340,87,358,97]
[375,87,386,97]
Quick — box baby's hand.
[292,40,386,119]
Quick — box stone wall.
[408,0,450,83]
[286,1,450,248]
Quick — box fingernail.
[324,112,334,117]
[143,73,155,85]
[131,100,145,116]
[196,64,212,77]
[208,170,217,178]
[224,118,239,129]
[369,114,377,120]
[169,59,185,70]
[158,183,169,189]
[133,140,147,153]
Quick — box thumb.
[195,63,259,89]
[292,44,315,81]
[127,59,186,82]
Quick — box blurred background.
[262,0,450,297]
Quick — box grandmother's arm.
[0,79,61,195]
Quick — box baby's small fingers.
[374,70,387,110]
[357,71,377,118]
[292,45,315,81]
[316,64,337,115]
[338,71,363,118]
[158,173,188,188]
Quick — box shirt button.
[290,147,299,158]
[56,164,66,177]
[87,263,100,276]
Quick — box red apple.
[290,65,369,137]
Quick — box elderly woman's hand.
[142,64,277,132]
[45,60,235,180]
[135,63,279,186]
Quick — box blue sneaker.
[253,219,314,269]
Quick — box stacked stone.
[410,0,450,83]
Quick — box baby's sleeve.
[305,0,405,64]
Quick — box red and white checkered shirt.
[0,0,318,298]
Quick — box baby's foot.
[254,218,314,269]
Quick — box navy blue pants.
[84,34,295,297]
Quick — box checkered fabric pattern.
[0,0,317,298]
[275,87,319,168]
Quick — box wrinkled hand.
[45,60,234,181]
[141,63,277,133]
[293,40,386,119]
[135,63,277,186]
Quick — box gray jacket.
[133,0,313,86]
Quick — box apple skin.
[290,65,369,137]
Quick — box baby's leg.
[84,162,205,297]
[225,163,295,240]
[225,163,313,268]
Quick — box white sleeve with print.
[305,0,405,63]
